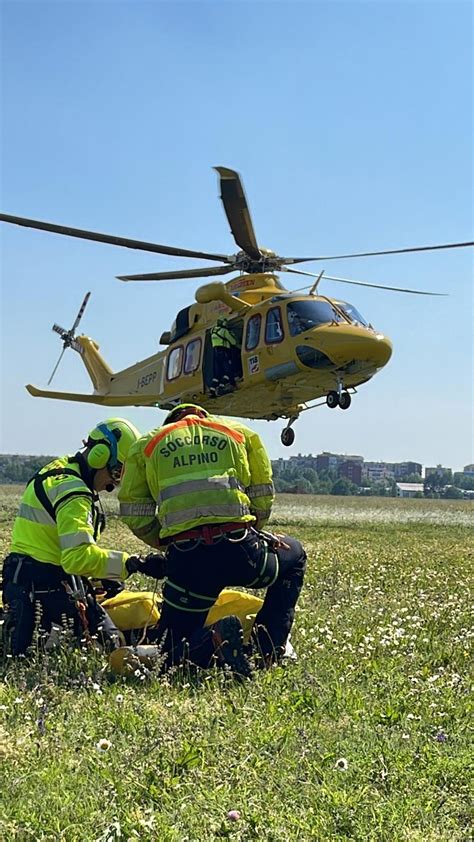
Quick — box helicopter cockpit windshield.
[287,300,345,336]
[335,301,369,327]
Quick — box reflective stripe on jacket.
[119,415,274,543]
[10,456,128,580]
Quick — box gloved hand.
[124,555,143,577]
[125,553,167,580]
[141,552,167,580]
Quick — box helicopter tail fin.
[74,335,114,393]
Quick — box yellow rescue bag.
[102,590,160,630]
[102,588,263,637]
[107,588,264,675]
[205,589,263,640]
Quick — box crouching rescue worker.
[118,404,306,674]
[1,418,166,656]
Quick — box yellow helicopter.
[1,167,472,445]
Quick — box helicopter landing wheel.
[281,427,295,447]
[339,391,352,410]
[326,390,340,409]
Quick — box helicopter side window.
[287,300,344,336]
[265,307,284,344]
[184,338,201,374]
[167,346,183,381]
[245,314,261,351]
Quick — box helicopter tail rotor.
[47,292,91,385]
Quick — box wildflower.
[115,694,124,703]
[227,810,241,821]
[95,738,112,753]
[402,733,410,740]
[334,757,348,771]
[435,731,448,743]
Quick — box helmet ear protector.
[86,423,121,471]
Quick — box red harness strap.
[164,522,246,545]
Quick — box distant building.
[396,482,424,498]
[363,462,395,482]
[339,460,362,486]
[393,461,422,479]
[288,453,319,471]
[316,451,363,474]
[463,464,474,476]
[425,465,452,479]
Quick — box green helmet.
[86,418,141,470]
[163,404,209,425]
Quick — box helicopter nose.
[367,333,393,368]
[308,328,393,369]
[346,332,392,370]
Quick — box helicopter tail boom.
[25,383,145,406]
[26,384,112,404]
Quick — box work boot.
[212,615,253,680]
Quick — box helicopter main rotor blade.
[323,274,448,295]
[0,213,229,262]
[117,265,235,282]
[71,291,91,332]
[47,347,67,386]
[284,241,474,263]
[215,167,262,262]
[282,266,448,295]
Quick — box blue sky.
[1,1,472,471]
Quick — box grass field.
[0,488,472,841]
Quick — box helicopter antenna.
[309,270,325,296]
[48,291,91,385]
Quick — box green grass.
[0,489,473,841]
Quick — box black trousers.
[2,553,120,656]
[212,347,235,387]
[150,529,306,667]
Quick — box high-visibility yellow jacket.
[118,415,274,545]
[10,455,129,580]
[210,323,237,349]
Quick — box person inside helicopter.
[209,317,240,396]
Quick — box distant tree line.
[273,464,366,496]
[1,454,472,498]
[0,455,57,485]
[273,462,474,498]
[423,468,474,499]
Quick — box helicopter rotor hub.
[234,250,282,275]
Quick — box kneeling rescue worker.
[118,404,307,675]
[2,418,166,656]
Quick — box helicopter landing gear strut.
[327,381,352,410]
[281,416,298,447]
